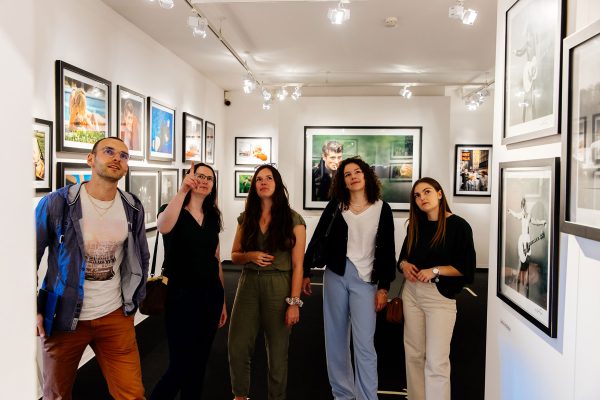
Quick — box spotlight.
[262,88,272,102]
[242,74,257,94]
[188,15,208,38]
[291,86,302,101]
[276,87,288,101]
[158,0,174,9]
[263,100,272,110]
[449,0,477,25]
[328,2,350,25]
[462,8,478,25]
[400,86,412,99]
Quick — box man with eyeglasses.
[35,137,149,399]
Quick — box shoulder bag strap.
[150,231,161,277]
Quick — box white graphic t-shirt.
[79,185,128,320]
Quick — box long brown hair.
[240,165,295,252]
[406,177,452,255]
[330,157,381,209]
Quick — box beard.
[97,165,127,183]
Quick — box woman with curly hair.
[229,164,306,400]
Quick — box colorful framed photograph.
[502,0,564,145]
[453,144,492,197]
[159,169,179,206]
[55,60,110,152]
[235,170,254,198]
[304,126,422,211]
[148,98,175,162]
[33,118,53,193]
[183,112,203,163]
[204,120,215,164]
[498,158,559,337]
[56,162,91,189]
[127,168,160,231]
[560,19,600,241]
[117,86,145,160]
[235,137,271,165]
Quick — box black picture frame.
[453,144,492,197]
[147,98,176,162]
[183,112,203,163]
[235,137,272,165]
[204,120,215,164]
[56,162,91,189]
[33,118,53,193]
[55,60,111,153]
[497,158,559,337]
[502,0,564,145]
[116,85,146,160]
[159,169,179,206]
[235,170,254,198]
[127,168,160,231]
[560,19,600,241]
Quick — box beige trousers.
[402,280,457,400]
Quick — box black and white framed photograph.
[235,137,272,165]
[503,0,564,145]
[127,168,160,231]
[160,169,179,206]
[498,158,559,337]
[204,120,215,164]
[117,86,145,160]
[235,170,254,198]
[33,118,53,193]
[55,60,111,152]
[183,112,203,163]
[148,98,175,162]
[560,19,600,241]
[453,144,492,197]
[304,126,422,211]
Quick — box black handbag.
[311,204,340,269]
[139,232,168,316]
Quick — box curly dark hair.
[183,163,223,231]
[330,157,381,209]
[240,165,296,252]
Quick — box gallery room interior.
[2,0,600,398]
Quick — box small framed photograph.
[502,0,564,145]
[498,158,559,337]
[235,137,272,165]
[148,98,175,162]
[160,169,179,206]
[33,118,53,193]
[117,86,145,160]
[235,170,254,198]
[390,137,413,159]
[453,144,492,197]
[127,168,160,231]
[55,60,111,152]
[204,120,215,164]
[56,162,91,189]
[389,163,413,182]
[183,112,203,163]
[560,19,600,241]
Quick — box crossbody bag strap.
[150,231,161,277]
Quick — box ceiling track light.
[291,86,302,101]
[449,0,478,25]
[400,86,412,99]
[243,73,257,94]
[462,81,494,110]
[158,0,174,10]
[328,1,351,25]
[276,87,289,101]
[187,14,208,38]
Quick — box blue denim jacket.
[36,183,150,332]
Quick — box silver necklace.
[87,192,116,217]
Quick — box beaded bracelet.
[285,296,304,307]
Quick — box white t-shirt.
[342,200,383,283]
[79,185,127,320]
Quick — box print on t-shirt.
[84,241,121,281]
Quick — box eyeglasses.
[194,173,214,182]
[100,146,130,162]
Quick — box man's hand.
[302,277,312,296]
[36,313,45,337]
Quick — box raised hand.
[180,161,199,194]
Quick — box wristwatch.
[432,267,440,283]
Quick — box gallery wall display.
[127,168,160,231]
[304,126,422,211]
[55,60,111,153]
[56,162,91,189]
[502,0,564,145]
[117,86,145,160]
[148,98,175,162]
[204,120,216,164]
[453,144,492,197]
[235,170,254,198]
[183,112,203,163]
[560,19,600,241]
[159,169,179,206]
[235,137,271,165]
[33,118,53,193]
[497,158,559,337]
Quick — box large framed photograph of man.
[560,20,600,241]
[159,169,179,206]
[304,126,422,211]
[127,168,160,231]
[502,0,564,145]
[453,144,492,197]
[204,120,215,164]
[33,118,53,193]
[497,158,559,337]
[117,86,145,160]
[55,60,111,152]
[183,112,203,163]
[148,98,175,162]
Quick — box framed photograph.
[235,137,271,165]
[56,162,91,189]
[183,112,203,163]
[560,19,600,241]
[160,169,179,206]
[33,118,53,193]
[55,60,111,152]
[117,86,145,160]
[235,170,254,198]
[127,168,160,231]
[148,98,175,162]
[502,0,564,145]
[498,158,559,337]
[453,144,492,197]
[304,126,422,211]
[204,120,215,164]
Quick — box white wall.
[485,1,600,399]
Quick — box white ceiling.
[101,0,498,96]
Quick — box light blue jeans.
[323,259,378,400]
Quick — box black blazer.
[304,200,396,290]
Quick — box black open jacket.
[303,199,396,291]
